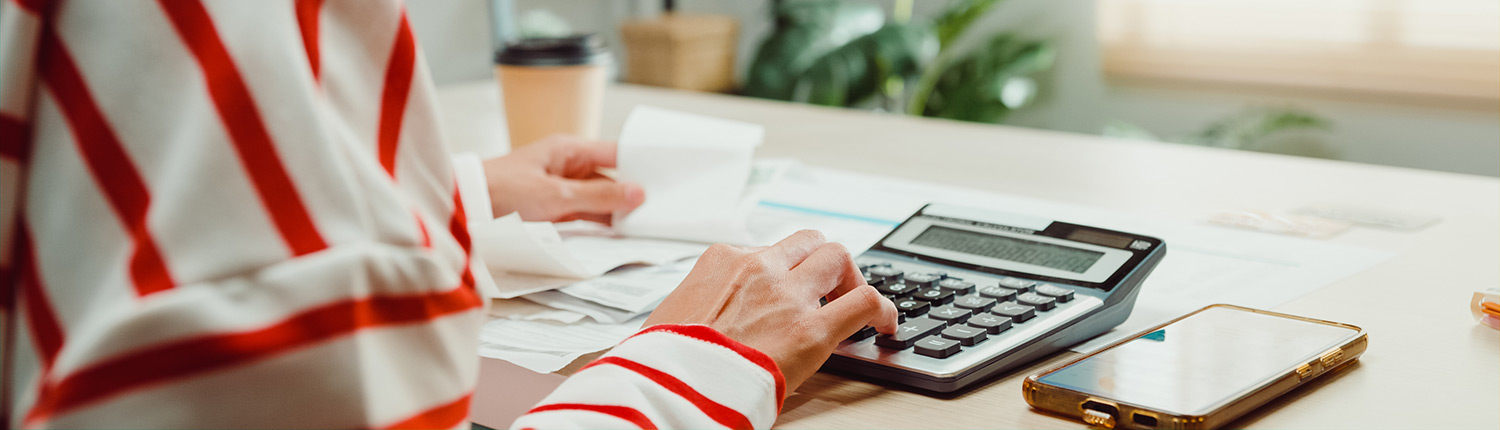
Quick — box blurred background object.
[620,1,740,92]
[405,0,1498,177]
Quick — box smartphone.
[1023,304,1367,429]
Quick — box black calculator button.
[876,282,917,297]
[941,324,988,346]
[914,336,962,358]
[911,288,954,305]
[977,286,1019,301]
[847,326,877,341]
[863,273,887,288]
[1035,284,1074,302]
[1017,292,1057,311]
[903,272,941,289]
[953,295,997,311]
[992,303,1036,323]
[867,266,903,282]
[927,305,971,325]
[875,318,946,350]
[967,314,1013,334]
[936,278,976,295]
[893,299,930,317]
[997,277,1036,292]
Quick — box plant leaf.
[743,1,884,100]
[792,23,938,107]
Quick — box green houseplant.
[743,0,1054,124]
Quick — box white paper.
[477,316,646,373]
[522,290,645,324]
[471,213,707,297]
[614,106,766,244]
[752,165,1392,353]
[559,257,698,313]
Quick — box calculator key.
[867,266,904,282]
[1035,284,1075,302]
[847,326,877,341]
[992,303,1036,323]
[1017,292,1057,311]
[903,272,941,289]
[953,295,997,311]
[941,324,988,346]
[937,278,976,295]
[862,273,887,287]
[977,286,1019,301]
[927,305,972,325]
[914,336,962,358]
[967,314,1014,334]
[876,282,918,297]
[875,318,946,350]
[997,277,1036,292]
[893,299,930,317]
[911,287,954,305]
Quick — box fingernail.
[623,183,646,208]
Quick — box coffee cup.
[494,34,611,149]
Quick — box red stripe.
[10,0,50,14]
[376,12,416,177]
[448,187,470,255]
[158,0,329,257]
[16,224,64,371]
[584,356,754,430]
[414,213,432,248]
[37,28,176,296]
[0,115,31,162]
[294,0,323,82]
[631,325,787,411]
[383,392,472,430]
[23,286,482,424]
[527,404,658,430]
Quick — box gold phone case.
[1022,304,1367,429]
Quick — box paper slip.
[471,213,707,297]
[559,257,698,314]
[478,316,646,373]
[613,106,770,245]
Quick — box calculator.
[824,203,1167,392]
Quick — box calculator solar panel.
[822,204,1167,393]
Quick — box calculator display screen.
[911,225,1105,273]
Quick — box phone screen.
[1036,306,1359,415]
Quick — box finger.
[557,178,645,215]
[788,242,862,300]
[760,230,828,270]
[554,140,619,176]
[817,285,900,336]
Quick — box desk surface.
[439,82,1499,429]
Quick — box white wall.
[410,0,1499,177]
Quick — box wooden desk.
[439,82,1499,429]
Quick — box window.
[1098,0,1500,104]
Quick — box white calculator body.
[824,204,1167,393]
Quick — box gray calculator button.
[914,336,962,358]
[1035,284,1074,302]
[997,277,1036,291]
[967,314,1013,334]
[1017,292,1057,311]
[936,278,976,294]
[875,318,946,350]
[992,303,1036,323]
[893,299,930,317]
[927,305,972,325]
[911,287,954,305]
[941,324,987,346]
[867,266,903,282]
[903,272,941,289]
[953,295,997,311]
[876,281,916,297]
[977,286,1019,301]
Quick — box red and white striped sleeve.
[2,1,485,428]
[513,325,786,430]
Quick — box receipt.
[613,106,766,244]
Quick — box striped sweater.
[0,1,782,428]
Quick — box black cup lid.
[495,34,610,66]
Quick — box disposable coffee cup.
[495,34,611,149]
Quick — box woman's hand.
[645,230,900,395]
[483,135,644,224]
